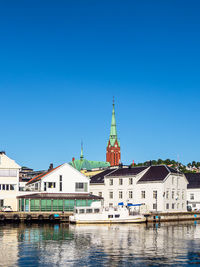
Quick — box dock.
[0,212,73,223]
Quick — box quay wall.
[146,212,200,223]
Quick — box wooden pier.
[0,212,73,223]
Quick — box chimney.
[48,163,53,171]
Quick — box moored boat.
[69,203,146,224]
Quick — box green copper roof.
[69,144,110,171]
[108,100,120,147]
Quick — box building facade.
[0,151,21,211]
[106,101,121,166]
[185,173,200,211]
[90,165,188,213]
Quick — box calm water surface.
[0,221,200,266]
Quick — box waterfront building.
[90,165,188,212]
[106,100,121,166]
[0,151,21,211]
[21,162,102,212]
[185,173,200,210]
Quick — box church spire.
[106,99,121,166]
[80,142,84,161]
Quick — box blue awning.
[127,203,142,207]
[118,202,124,206]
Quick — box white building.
[26,163,90,194]
[90,165,188,213]
[0,152,21,211]
[185,173,200,211]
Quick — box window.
[109,203,113,207]
[172,191,175,199]
[79,209,85,214]
[166,203,169,209]
[166,191,169,199]
[35,183,38,190]
[129,178,133,185]
[177,191,180,200]
[182,203,184,209]
[177,177,180,188]
[182,190,185,200]
[2,184,5,190]
[108,215,113,218]
[172,203,175,209]
[59,175,62,191]
[75,182,88,192]
[0,200,4,207]
[115,214,120,218]
[153,203,157,210]
[98,192,102,197]
[6,184,9,190]
[177,203,179,209]
[141,191,145,199]
[94,209,100,213]
[109,179,113,186]
[190,193,194,200]
[153,191,157,199]
[119,178,123,185]
[86,209,93,213]
[129,191,133,199]
[44,182,47,191]
[48,182,56,188]
[192,204,196,208]
[119,191,123,199]
[109,191,113,199]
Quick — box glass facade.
[18,198,100,212]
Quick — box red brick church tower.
[106,100,121,166]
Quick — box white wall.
[187,188,200,210]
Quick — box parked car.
[1,206,13,212]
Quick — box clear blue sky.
[0,1,200,169]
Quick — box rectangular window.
[129,191,133,199]
[48,182,56,188]
[119,191,123,199]
[44,182,47,191]
[166,191,169,199]
[177,191,180,200]
[172,203,175,209]
[182,190,185,200]
[153,191,157,199]
[108,215,113,218]
[60,182,62,192]
[109,179,113,186]
[177,177,180,188]
[109,203,113,207]
[59,175,62,182]
[86,209,93,213]
[182,203,184,209]
[153,203,157,210]
[172,191,175,199]
[109,191,113,199]
[0,199,4,207]
[35,183,38,190]
[6,184,9,190]
[190,193,194,200]
[166,203,169,209]
[75,182,88,192]
[141,191,145,199]
[98,192,102,197]
[0,185,1,190]
[2,184,5,190]
[129,178,133,185]
[119,178,123,185]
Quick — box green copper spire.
[80,142,84,161]
[109,98,120,147]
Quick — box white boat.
[69,203,146,224]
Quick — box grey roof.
[90,169,117,184]
[106,166,148,177]
[185,173,200,189]
[138,165,179,183]
[17,193,102,200]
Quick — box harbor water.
[0,221,200,266]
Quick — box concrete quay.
[0,212,73,223]
[145,211,200,223]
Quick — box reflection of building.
[106,100,121,166]
[185,173,200,210]
[90,165,188,212]
[0,151,21,210]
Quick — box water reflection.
[0,221,200,266]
